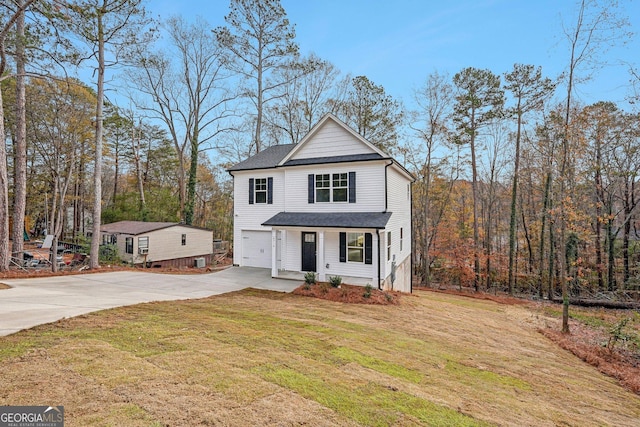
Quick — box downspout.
[379,160,393,290]
[384,160,393,212]
[376,229,381,290]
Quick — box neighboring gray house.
[228,113,414,292]
[100,221,213,267]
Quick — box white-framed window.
[387,231,392,261]
[316,173,349,203]
[332,173,348,202]
[254,178,267,204]
[315,174,331,202]
[125,237,133,254]
[138,236,149,249]
[347,232,364,263]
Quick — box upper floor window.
[308,172,355,204]
[249,177,273,205]
[255,178,267,203]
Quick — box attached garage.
[241,230,272,268]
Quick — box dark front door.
[301,232,317,272]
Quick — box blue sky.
[148,0,640,110]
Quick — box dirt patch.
[292,282,401,305]
[0,283,10,290]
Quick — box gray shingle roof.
[283,153,384,167]
[262,212,392,229]
[100,221,179,235]
[227,144,296,171]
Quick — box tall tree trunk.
[11,3,27,261]
[470,137,481,291]
[185,129,199,225]
[539,172,551,298]
[0,85,9,271]
[508,109,523,294]
[90,5,106,269]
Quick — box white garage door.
[241,230,272,268]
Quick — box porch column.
[271,229,278,277]
[318,230,325,282]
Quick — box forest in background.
[1,1,639,320]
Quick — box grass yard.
[1,288,639,426]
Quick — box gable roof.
[227,113,415,181]
[278,113,387,165]
[100,221,208,235]
[227,144,295,171]
[262,212,392,229]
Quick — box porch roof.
[262,212,392,229]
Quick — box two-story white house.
[228,114,414,292]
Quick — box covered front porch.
[262,212,392,288]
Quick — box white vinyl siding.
[290,120,377,159]
[232,170,284,266]
[285,163,384,212]
[382,166,412,290]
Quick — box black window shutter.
[249,178,254,204]
[364,233,372,264]
[308,174,315,204]
[348,171,356,203]
[267,177,273,204]
[339,232,346,262]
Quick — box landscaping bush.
[304,271,316,285]
[329,275,342,287]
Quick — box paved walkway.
[0,267,299,336]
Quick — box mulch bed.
[292,282,401,305]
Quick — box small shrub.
[304,271,316,285]
[363,283,373,299]
[384,292,394,303]
[329,275,342,287]
[607,316,637,350]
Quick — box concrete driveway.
[0,267,300,337]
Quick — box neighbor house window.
[125,237,133,254]
[387,232,392,261]
[310,172,355,203]
[347,233,364,263]
[181,234,187,246]
[138,236,149,249]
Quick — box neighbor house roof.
[227,144,295,171]
[262,212,392,229]
[101,221,181,235]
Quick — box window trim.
[313,172,353,203]
[125,237,133,254]
[347,232,364,263]
[254,177,267,204]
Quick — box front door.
[301,232,317,272]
